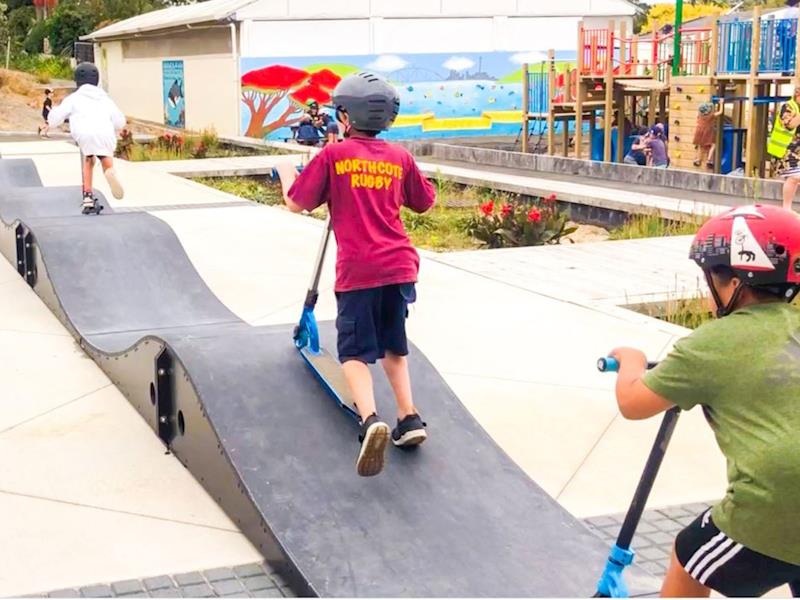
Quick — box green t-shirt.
[643,302,800,566]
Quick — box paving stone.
[635,521,659,534]
[586,515,619,528]
[204,567,237,582]
[656,506,691,520]
[644,530,675,546]
[221,594,250,598]
[632,534,654,549]
[677,515,696,526]
[278,586,297,598]
[173,573,205,586]
[150,588,181,598]
[48,590,80,598]
[118,594,148,598]
[638,546,670,562]
[112,581,144,596]
[651,518,683,533]
[250,587,282,598]
[268,574,290,589]
[178,583,214,598]
[243,576,276,592]
[212,580,246,596]
[234,564,267,579]
[80,585,113,598]
[685,502,714,514]
[143,577,175,591]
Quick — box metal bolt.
[159,416,168,423]
[158,368,166,376]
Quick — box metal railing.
[758,17,796,74]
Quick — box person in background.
[693,102,718,170]
[767,84,800,210]
[646,125,669,168]
[38,88,53,138]
[624,127,648,166]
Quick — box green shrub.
[609,211,705,240]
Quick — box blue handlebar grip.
[597,357,620,372]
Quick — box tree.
[641,2,729,33]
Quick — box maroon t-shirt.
[288,137,436,292]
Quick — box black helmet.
[332,72,399,132]
[75,62,99,87]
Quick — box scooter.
[594,357,681,598]
[292,217,360,422]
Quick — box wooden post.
[632,34,639,76]
[562,116,569,157]
[604,19,615,162]
[547,50,556,155]
[615,85,625,163]
[577,21,584,77]
[710,20,718,77]
[575,80,584,159]
[714,81,724,174]
[648,89,658,126]
[744,6,762,177]
[522,63,530,153]
[619,21,628,76]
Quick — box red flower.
[501,204,513,217]
[527,207,542,223]
[480,200,495,216]
[543,193,557,204]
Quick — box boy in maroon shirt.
[277,73,435,477]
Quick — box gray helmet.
[332,72,399,132]
[75,62,99,87]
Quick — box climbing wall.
[668,76,714,171]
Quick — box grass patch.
[402,205,479,251]
[630,292,714,330]
[609,212,706,240]
[0,68,37,98]
[191,176,284,205]
[121,129,287,162]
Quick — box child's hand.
[608,347,648,372]
[275,161,303,213]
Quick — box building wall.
[98,27,240,135]
[240,15,634,57]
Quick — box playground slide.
[0,158,659,597]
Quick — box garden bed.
[626,293,713,330]
[117,130,287,162]
[190,175,706,252]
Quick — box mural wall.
[163,60,186,129]
[240,51,574,141]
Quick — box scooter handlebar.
[597,357,658,372]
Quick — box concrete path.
[0,141,729,595]
[142,153,304,178]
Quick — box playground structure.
[523,7,800,178]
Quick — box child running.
[48,62,126,213]
[38,88,52,138]
[276,72,435,477]
[608,204,800,597]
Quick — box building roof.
[85,0,637,41]
[84,0,257,41]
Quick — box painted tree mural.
[241,66,341,138]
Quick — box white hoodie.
[49,84,126,157]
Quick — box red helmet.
[690,204,800,290]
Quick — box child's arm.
[609,347,675,420]
[276,152,329,214]
[275,162,303,213]
[47,96,71,128]
[108,100,127,132]
[403,159,436,214]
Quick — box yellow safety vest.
[768,98,800,159]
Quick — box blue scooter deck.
[299,346,359,420]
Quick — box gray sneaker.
[391,413,427,448]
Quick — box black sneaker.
[81,192,97,214]
[392,413,427,448]
[356,414,390,477]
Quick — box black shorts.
[676,509,800,597]
[335,283,416,364]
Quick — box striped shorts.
[676,509,800,597]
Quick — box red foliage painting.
[241,66,341,138]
